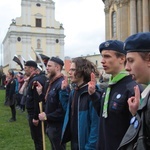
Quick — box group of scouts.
[4,32,150,150]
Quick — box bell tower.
[3,0,65,71]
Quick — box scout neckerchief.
[102,70,129,118]
[140,83,150,105]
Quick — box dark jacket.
[26,74,47,119]
[5,78,16,106]
[45,76,66,125]
[90,75,143,150]
[118,90,150,150]
[59,84,101,150]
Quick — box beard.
[49,70,56,80]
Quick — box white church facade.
[2,0,65,71]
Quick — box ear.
[119,55,126,64]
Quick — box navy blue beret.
[25,60,37,68]
[124,32,150,52]
[50,57,64,66]
[99,40,126,54]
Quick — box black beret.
[99,40,126,55]
[50,57,64,66]
[124,32,150,52]
[25,60,37,68]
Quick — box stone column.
[143,0,149,31]
[104,8,110,40]
[21,1,27,26]
[137,0,142,32]
[130,0,137,34]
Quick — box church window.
[95,60,98,66]
[36,19,42,27]
[56,39,59,43]
[112,11,116,38]
[17,37,21,42]
[36,3,41,7]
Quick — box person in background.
[37,57,67,150]
[19,74,28,112]
[59,57,100,150]
[5,69,17,122]
[16,72,24,111]
[24,60,46,150]
[118,32,150,150]
[88,40,144,150]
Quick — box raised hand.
[88,72,96,95]
[61,76,68,90]
[128,85,140,116]
[36,81,43,95]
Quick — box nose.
[101,57,105,64]
[125,62,130,72]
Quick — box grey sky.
[0,0,105,65]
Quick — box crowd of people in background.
[1,32,150,150]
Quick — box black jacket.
[26,74,47,119]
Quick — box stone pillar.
[46,4,50,28]
[21,1,27,26]
[104,8,110,40]
[143,0,149,31]
[130,0,137,34]
[137,0,142,32]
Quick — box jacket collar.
[138,91,150,111]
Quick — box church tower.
[2,0,65,71]
[102,0,150,41]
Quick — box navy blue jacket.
[90,75,143,150]
[45,76,66,125]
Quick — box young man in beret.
[88,40,143,150]
[24,60,46,150]
[118,32,150,150]
[37,57,67,150]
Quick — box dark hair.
[114,51,126,65]
[138,52,150,61]
[115,51,126,58]
[8,69,14,77]
[72,57,99,83]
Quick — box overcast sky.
[0,0,105,64]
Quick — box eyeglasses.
[69,68,76,72]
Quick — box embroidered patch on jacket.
[112,102,118,109]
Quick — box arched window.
[112,11,116,38]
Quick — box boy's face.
[101,50,125,76]
[69,63,83,85]
[125,52,150,84]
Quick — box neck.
[76,79,85,87]
[111,69,126,78]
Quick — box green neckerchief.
[140,83,150,105]
[102,70,129,118]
